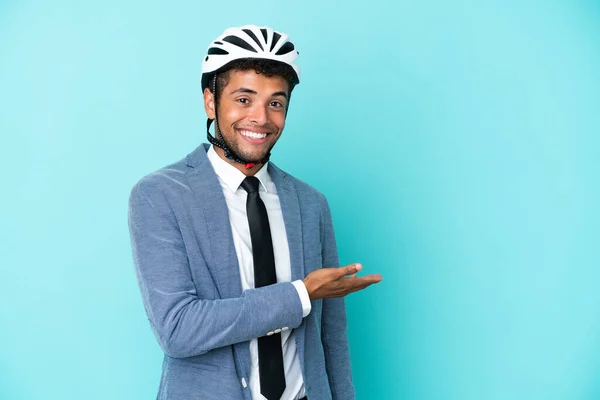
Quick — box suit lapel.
[268,164,305,282]
[269,163,307,368]
[186,152,253,377]
[184,145,243,300]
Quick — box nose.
[249,104,269,125]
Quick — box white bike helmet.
[201,24,300,90]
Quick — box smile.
[238,129,268,139]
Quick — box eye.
[237,97,250,104]
[270,100,284,108]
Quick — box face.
[204,69,289,163]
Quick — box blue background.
[1,1,599,399]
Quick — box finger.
[360,274,382,281]
[344,273,381,282]
[346,276,382,290]
[338,263,362,278]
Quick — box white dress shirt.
[207,145,312,400]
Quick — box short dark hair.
[208,58,298,101]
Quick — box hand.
[303,263,382,300]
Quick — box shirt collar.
[207,145,270,193]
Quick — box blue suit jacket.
[128,144,355,399]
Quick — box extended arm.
[128,181,303,359]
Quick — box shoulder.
[131,157,189,198]
[129,144,208,204]
[269,162,329,210]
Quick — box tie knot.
[241,176,261,194]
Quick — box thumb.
[339,263,362,277]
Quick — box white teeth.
[239,130,267,139]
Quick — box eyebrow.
[230,87,288,99]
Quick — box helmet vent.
[242,29,264,51]
[207,47,229,55]
[270,32,282,52]
[275,42,295,55]
[260,28,268,42]
[222,35,257,52]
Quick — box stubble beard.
[217,123,277,163]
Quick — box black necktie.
[241,176,286,400]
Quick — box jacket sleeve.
[319,194,356,400]
[127,180,303,359]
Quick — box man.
[128,25,382,400]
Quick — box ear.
[203,88,216,119]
